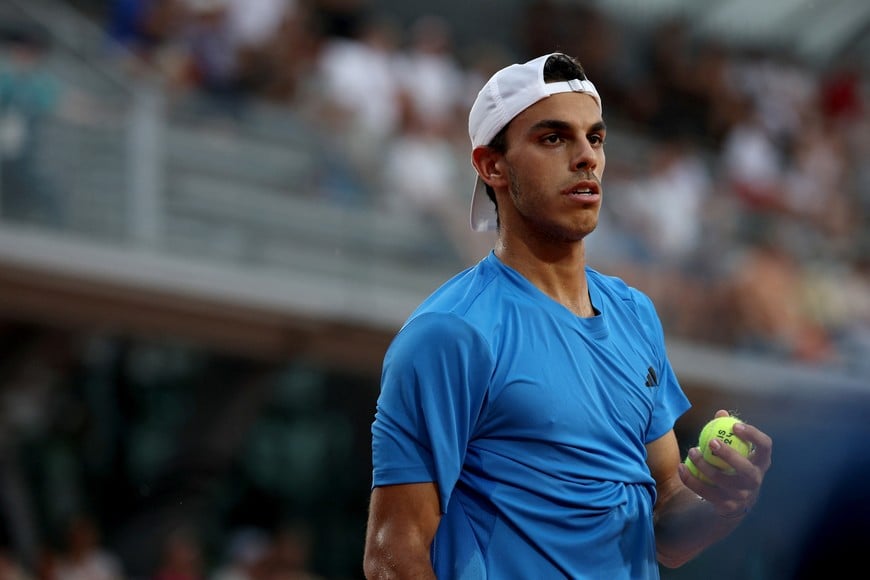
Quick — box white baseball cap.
[468,53,602,232]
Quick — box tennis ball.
[684,415,751,483]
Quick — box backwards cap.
[468,53,602,232]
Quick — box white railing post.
[126,80,165,248]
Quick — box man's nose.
[572,139,597,171]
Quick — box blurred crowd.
[0,323,339,580]
[0,2,868,577]
[0,513,324,579]
[88,0,870,370]
[0,0,865,370]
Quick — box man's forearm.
[364,551,437,580]
[654,486,747,568]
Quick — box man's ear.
[472,146,506,189]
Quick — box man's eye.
[589,134,605,145]
[543,134,562,144]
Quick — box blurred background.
[0,0,868,578]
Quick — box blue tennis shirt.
[372,252,691,579]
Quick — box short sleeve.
[371,312,494,513]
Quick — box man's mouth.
[565,181,599,197]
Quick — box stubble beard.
[508,169,598,243]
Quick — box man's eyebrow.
[530,119,571,132]
[590,121,607,133]
[529,119,607,133]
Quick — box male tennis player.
[364,52,772,579]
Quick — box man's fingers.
[733,422,773,470]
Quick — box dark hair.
[482,53,589,213]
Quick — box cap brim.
[470,176,497,232]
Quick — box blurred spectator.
[739,53,816,147]
[600,136,730,341]
[0,548,33,580]
[381,103,460,220]
[689,39,744,147]
[211,528,270,580]
[837,254,870,373]
[104,0,188,66]
[312,12,404,182]
[729,229,836,363]
[0,22,64,226]
[381,104,497,265]
[395,15,465,134]
[172,0,244,114]
[643,18,708,138]
[152,527,204,580]
[231,1,321,104]
[614,136,714,267]
[54,515,124,580]
[224,0,291,51]
[262,522,323,580]
[795,244,870,374]
[191,0,300,104]
[819,63,863,123]
[719,98,790,228]
[32,547,57,580]
[781,110,853,256]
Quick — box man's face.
[497,91,606,242]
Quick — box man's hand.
[679,409,773,519]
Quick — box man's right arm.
[363,482,442,579]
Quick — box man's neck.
[495,238,595,317]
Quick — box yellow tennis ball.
[684,456,702,479]
[684,415,751,483]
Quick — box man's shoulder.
[390,274,500,367]
[412,257,503,318]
